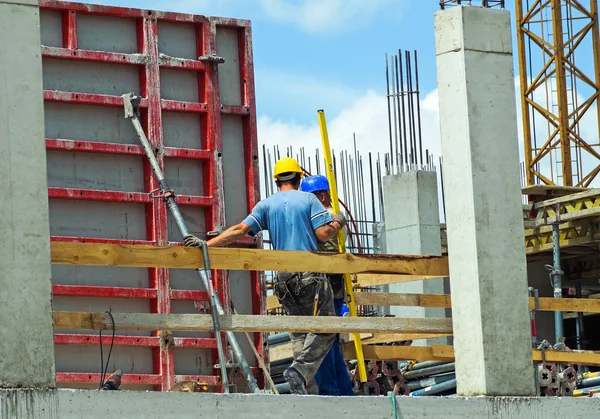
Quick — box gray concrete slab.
[3,389,600,419]
[435,7,534,396]
[0,0,55,388]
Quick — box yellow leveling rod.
[317,109,367,383]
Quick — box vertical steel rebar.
[369,152,376,227]
[377,153,385,221]
[267,149,274,196]
[394,54,402,173]
[385,53,395,172]
[262,144,269,198]
[414,50,425,167]
[398,51,408,168]
[439,157,447,221]
[406,50,417,168]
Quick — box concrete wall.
[0,0,55,388]
[2,389,600,419]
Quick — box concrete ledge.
[2,389,600,418]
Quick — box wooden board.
[355,292,451,308]
[51,242,450,276]
[345,292,600,314]
[269,342,294,363]
[346,332,452,345]
[522,185,586,199]
[53,311,453,334]
[346,344,600,366]
[533,188,600,208]
[344,344,454,362]
[354,274,442,287]
[266,295,280,311]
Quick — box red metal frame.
[41,0,263,392]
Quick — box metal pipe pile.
[268,332,458,396]
[349,359,457,397]
[574,371,600,397]
[536,362,577,397]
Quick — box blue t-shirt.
[242,190,332,251]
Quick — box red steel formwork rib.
[39,0,262,392]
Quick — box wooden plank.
[522,185,586,199]
[533,188,600,209]
[534,206,600,226]
[266,295,280,311]
[347,292,600,314]
[533,296,600,314]
[269,342,293,363]
[347,344,600,366]
[355,274,441,287]
[53,312,453,334]
[50,242,449,276]
[355,292,451,308]
[344,344,454,362]
[346,332,452,345]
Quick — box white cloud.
[256,0,395,34]
[257,86,445,223]
[255,68,364,123]
[142,0,397,33]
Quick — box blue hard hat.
[300,175,330,193]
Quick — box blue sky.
[74,1,519,124]
[65,1,600,190]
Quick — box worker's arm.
[206,222,252,247]
[315,215,346,242]
[310,196,346,242]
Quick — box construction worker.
[300,175,354,396]
[183,157,347,395]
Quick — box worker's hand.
[183,234,205,248]
[331,213,347,229]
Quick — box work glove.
[331,213,347,229]
[183,234,205,248]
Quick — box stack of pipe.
[349,360,457,396]
[269,332,459,396]
[574,371,600,397]
[537,363,577,396]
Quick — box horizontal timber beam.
[50,242,449,275]
[350,292,600,314]
[355,292,452,308]
[53,312,453,334]
[345,332,452,345]
[355,274,442,287]
[345,344,600,366]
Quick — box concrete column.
[383,171,449,345]
[434,6,535,396]
[0,0,55,387]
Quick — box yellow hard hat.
[273,157,304,180]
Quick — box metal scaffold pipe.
[406,373,456,391]
[410,378,457,396]
[403,362,456,380]
[551,221,564,343]
[122,93,260,394]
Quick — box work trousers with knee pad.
[273,271,336,394]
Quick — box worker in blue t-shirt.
[301,175,354,396]
[184,157,347,395]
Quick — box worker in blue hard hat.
[300,174,354,396]
[184,158,347,395]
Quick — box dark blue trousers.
[314,298,354,396]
